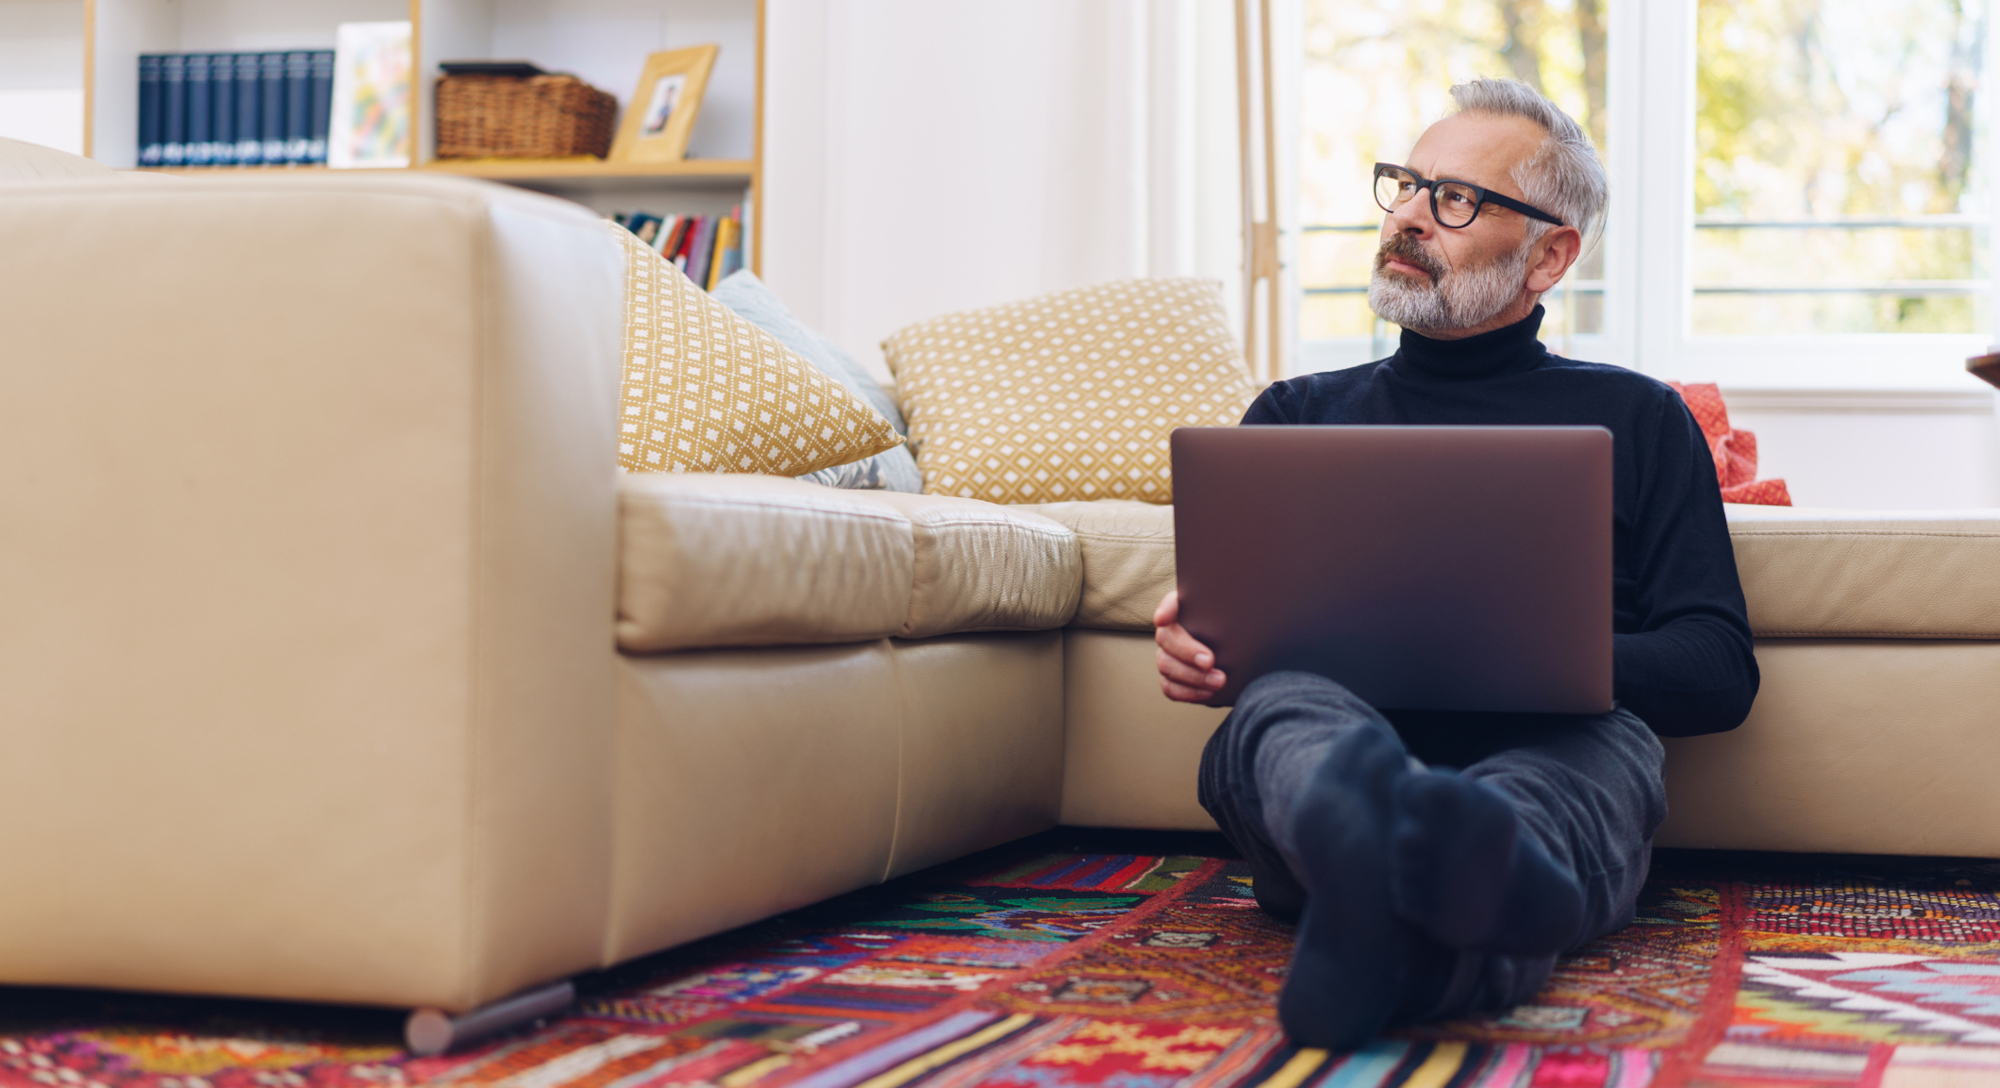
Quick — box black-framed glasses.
[1373,163,1564,229]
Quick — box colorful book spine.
[137,55,164,166]
[161,53,187,165]
[652,215,681,255]
[664,216,696,266]
[234,52,263,164]
[721,204,747,284]
[708,217,742,290]
[685,216,718,289]
[616,211,749,291]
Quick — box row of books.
[615,209,746,292]
[138,52,335,167]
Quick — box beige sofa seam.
[636,492,911,523]
[1754,628,2000,639]
[461,197,495,1012]
[880,638,910,884]
[920,517,1073,536]
[1733,530,2000,539]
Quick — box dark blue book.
[283,51,310,164]
[259,52,285,164]
[138,54,164,166]
[307,50,333,163]
[626,213,663,244]
[234,52,262,164]
[185,53,212,165]
[210,53,236,165]
[162,53,187,165]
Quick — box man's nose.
[1385,189,1435,236]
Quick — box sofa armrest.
[0,174,623,1010]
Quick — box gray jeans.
[1197,670,1667,1015]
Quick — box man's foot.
[1278,727,1450,1050]
[1388,771,1584,955]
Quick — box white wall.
[763,0,1241,383]
[1727,392,2000,509]
[0,0,84,154]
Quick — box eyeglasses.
[1373,163,1564,229]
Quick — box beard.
[1366,232,1532,334]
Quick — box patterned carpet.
[7,829,2000,1088]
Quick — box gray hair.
[1448,79,1606,250]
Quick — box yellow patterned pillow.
[611,224,902,475]
[882,278,1259,504]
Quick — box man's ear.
[1524,226,1583,295]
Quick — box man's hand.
[1154,589,1226,703]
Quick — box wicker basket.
[435,73,619,159]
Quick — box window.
[1297,0,1999,391]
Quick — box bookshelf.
[80,0,763,271]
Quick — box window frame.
[1296,0,2000,394]
[1620,0,1998,392]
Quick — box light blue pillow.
[711,271,922,493]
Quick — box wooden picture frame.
[609,45,719,163]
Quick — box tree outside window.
[1694,0,1989,336]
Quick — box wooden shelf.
[139,158,751,184]
[138,164,397,175]
[423,157,753,184]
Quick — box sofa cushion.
[1726,505,2000,638]
[1016,500,1174,630]
[1027,500,2000,640]
[882,278,1259,504]
[849,492,1082,637]
[618,474,913,652]
[618,475,1082,651]
[610,226,902,477]
[711,271,924,493]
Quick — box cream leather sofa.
[4,168,1998,1021]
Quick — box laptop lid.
[1171,425,1613,714]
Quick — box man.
[1154,79,1758,1048]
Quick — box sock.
[1277,726,1455,1050]
[1388,770,1585,955]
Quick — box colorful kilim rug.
[7,830,2000,1088]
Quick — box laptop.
[1171,425,1613,714]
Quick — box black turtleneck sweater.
[1244,307,1758,738]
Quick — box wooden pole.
[753,0,766,276]
[1236,0,1283,383]
[81,0,95,159]
[1257,0,1280,382]
[407,0,423,165]
[1234,0,1258,377]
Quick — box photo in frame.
[610,45,718,163]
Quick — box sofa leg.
[404,979,576,1056]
